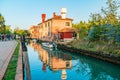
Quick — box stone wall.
[57,44,120,66]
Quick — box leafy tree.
[101,0,119,25]
[72,23,80,39]
[116,22,120,42]
[0,14,5,33]
[23,30,30,37]
[88,13,103,41]
[5,25,12,34]
[88,26,102,41]
[13,27,29,37]
[90,13,105,26]
[88,0,120,42]
[72,21,88,39]
[13,27,19,35]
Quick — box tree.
[13,27,30,37]
[5,25,12,34]
[88,13,103,41]
[90,13,105,26]
[13,27,19,35]
[0,14,5,33]
[72,23,80,39]
[72,21,88,39]
[101,0,120,25]
[88,25,102,41]
[116,22,120,42]
[88,0,120,42]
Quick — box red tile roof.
[38,15,73,25]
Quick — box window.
[45,23,47,28]
[41,25,43,28]
[66,61,70,67]
[65,22,70,26]
[48,22,50,27]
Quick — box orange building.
[29,25,39,39]
[38,8,75,41]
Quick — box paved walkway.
[0,40,17,80]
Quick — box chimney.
[53,12,56,18]
[61,8,67,19]
[41,14,46,22]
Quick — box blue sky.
[0,0,113,29]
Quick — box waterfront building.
[29,25,39,39]
[30,8,75,42]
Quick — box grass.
[3,41,20,80]
[67,39,120,57]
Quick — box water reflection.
[27,41,120,80]
[30,41,72,80]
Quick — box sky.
[0,0,118,30]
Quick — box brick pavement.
[0,41,17,80]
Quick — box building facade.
[30,8,75,41]
[29,25,39,39]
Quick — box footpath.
[0,41,17,80]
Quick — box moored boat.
[42,42,53,48]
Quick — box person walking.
[2,34,4,41]
[4,34,6,41]
[0,34,1,41]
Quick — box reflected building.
[30,42,72,80]
[38,45,49,72]
[48,52,72,80]
[29,41,39,52]
[29,40,36,48]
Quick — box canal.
[24,41,120,80]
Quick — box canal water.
[24,41,120,80]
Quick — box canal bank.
[57,43,120,66]
[15,42,23,80]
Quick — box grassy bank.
[67,39,120,57]
[3,41,20,80]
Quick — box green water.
[24,42,120,80]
